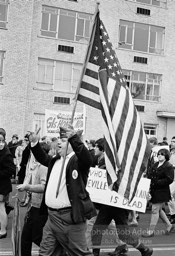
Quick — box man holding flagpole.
[29,125,96,256]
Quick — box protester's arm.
[69,135,92,167]
[29,132,51,166]
[30,142,51,167]
[17,164,47,193]
[17,183,45,193]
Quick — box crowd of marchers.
[0,127,175,256]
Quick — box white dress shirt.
[45,151,75,209]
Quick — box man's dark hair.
[89,140,95,147]
[95,138,104,152]
[12,134,18,140]
[24,133,30,140]
[149,137,157,145]
[40,142,50,154]
[0,128,6,139]
[51,137,58,142]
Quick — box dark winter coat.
[7,141,19,158]
[30,134,96,223]
[0,145,16,195]
[17,145,30,184]
[148,161,174,204]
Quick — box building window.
[123,70,161,101]
[41,6,92,42]
[144,124,157,138]
[129,0,167,8]
[33,113,45,138]
[0,0,8,29]
[0,51,4,83]
[37,58,82,92]
[119,20,165,54]
[41,6,58,38]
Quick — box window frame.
[0,51,5,84]
[37,58,82,92]
[127,0,167,8]
[119,20,165,55]
[123,69,161,102]
[0,0,8,29]
[41,6,58,38]
[144,124,157,138]
[40,6,92,42]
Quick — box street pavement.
[0,185,175,256]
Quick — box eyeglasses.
[158,152,165,156]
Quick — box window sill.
[133,98,160,104]
[0,27,8,30]
[117,46,165,57]
[126,0,167,9]
[33,86,75,95]
[37,35,89,45]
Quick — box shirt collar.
[65,151,75,160]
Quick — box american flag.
[78,12,150,200]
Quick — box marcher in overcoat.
[0,128,16,238]
[143,148,174,237]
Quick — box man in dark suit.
[29,126,96,256]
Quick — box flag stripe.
[118,104,145,197]
[85,68,99,80]
[115,89,130,149]
[130,126,149,197]
[81,80,99,94]
[124,126,144,198]
[78,93,101,110]
[102,116,118,176]
[117,90,134,163]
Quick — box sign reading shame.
[86,168,150,213]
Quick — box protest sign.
[86,168,150,213]
[44,109,86,137]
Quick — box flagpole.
[56,2,100,197]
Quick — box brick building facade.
[0,0,175,143]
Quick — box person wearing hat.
[29,125,96,256]
[0,128,16,238]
